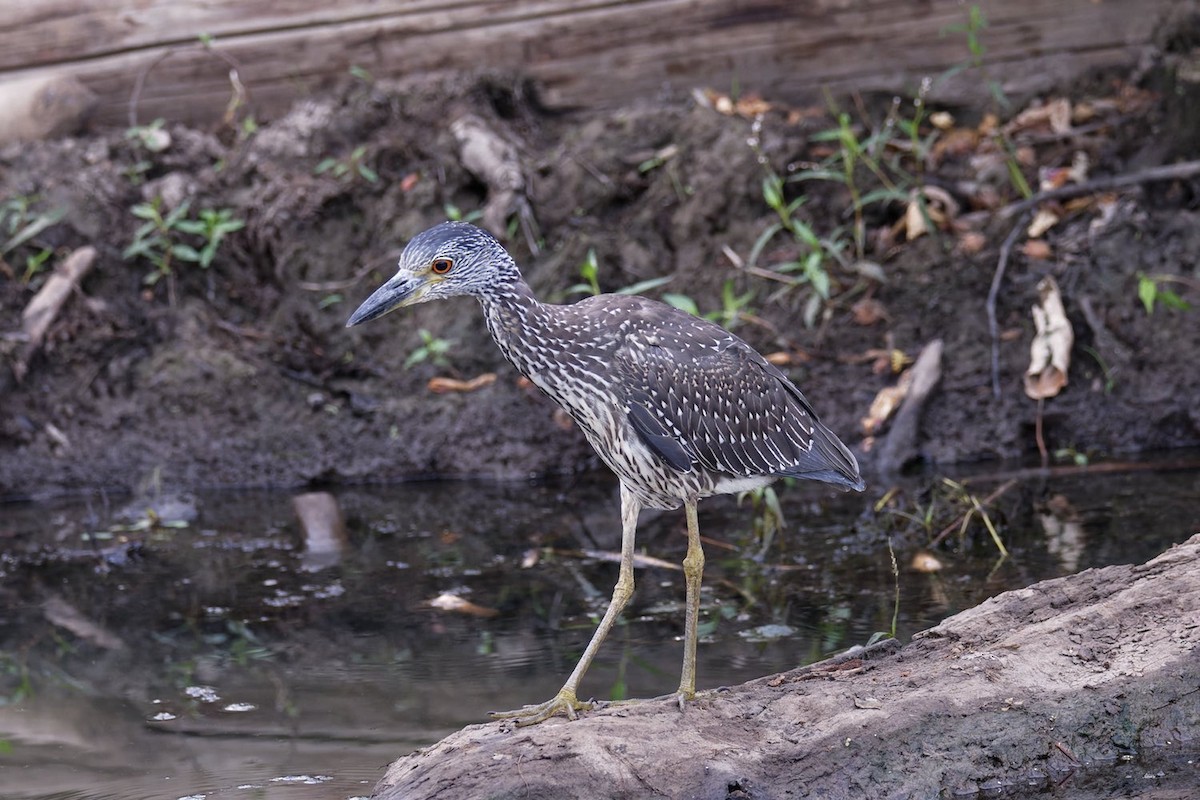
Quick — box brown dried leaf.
[734,94,772,118]
[957,230,987,255]
[851,298,888,326]
[910,551,944,573]
[860,369,915,435]
[427,373,497,394]
[1021,240,1053,261]
[428,592,499,618]
[1024,276,1074,400]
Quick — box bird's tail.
[779,421,865,492]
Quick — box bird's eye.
[431,258,453,275]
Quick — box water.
[1,460,1197,799]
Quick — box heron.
[347,221,864,726]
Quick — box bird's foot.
[489,688,593,727]
[675,687,696,712]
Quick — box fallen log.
[375,534,1200,799]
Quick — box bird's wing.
[614,320,861,488]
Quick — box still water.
[1,460,1197,799]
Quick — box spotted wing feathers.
[616,316,862,491]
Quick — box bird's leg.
[490,484,641,727]
[676,501,704,709]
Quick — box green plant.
[663,279,755,330]
[444,203,483,224]
[566,247,673,298]
[805,109,907,256]
[173,207,245,268]
[1,196,66,284]
[938,5,1008,109]
[867,536,900,645]
[738,485,785,562]
[1137,272,1191,314]
[404,328,455,369]
[125,117,171,153]
[122,198,245,302]
[315,145,378,183]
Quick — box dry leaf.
[910,551,944,573]
[1024,276,1074,400]
[427,592,499,618]
[427,373,497,393]
[957,231,987,255]
[765,351,810,366]
[1005,98,1071,135]
[861,369,915,435]
[929,111,955,130]
[904,185,959,240]
[1027,208,1060,238]
[1022,240,1053,260]
[734,94,772,118]
[851,298,888,326]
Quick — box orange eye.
[431,258,453,275]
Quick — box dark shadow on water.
[0,456,1197,799]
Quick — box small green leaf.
[171,244,202,262]
[1137,274,1157,314]
[616,275,673,296]
[130,203,161,221]
[662,293,700,316]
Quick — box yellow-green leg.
[675,501,704,709]
[490,483,642,727]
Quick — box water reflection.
[1,461,1197,799]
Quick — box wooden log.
[374,533,1200,799]
[0,0,1184,129]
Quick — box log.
[374,534,1200,799]
[0,0,1185,128]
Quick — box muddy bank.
[2,60,1199,500]
[374,534,1200,800]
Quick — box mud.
[1,62,1198,502]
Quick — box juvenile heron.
[347,221,864,726]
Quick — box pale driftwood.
[451,112,526,237]
[0,74,95,145]
[13,246,96,383]
[291,491,349,571]
[374,534,1200,799]
[875,338,943,474]
[0,0,1184,128]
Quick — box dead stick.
[14,246,97,383]
[987,212,1030,400]
[998,160,1200,220]
[956,458,1200,485]
[1035,397,1048,468]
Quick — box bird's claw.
[490,688,593,727]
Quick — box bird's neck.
[477,277,549,375]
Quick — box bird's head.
[346,221,516,327]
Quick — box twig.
[128,39,250,129]
[1035,397,1048,468]
[987,213,1029,400]
[129,49,174,128]
[928,479,1017,549]
[997,160,1200,220]
[955,457,1200,486]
